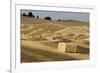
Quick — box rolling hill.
[21,16,89,63]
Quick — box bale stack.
[57,42,77,53]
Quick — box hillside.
[21,16,89,63]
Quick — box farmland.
[21,16,89,63]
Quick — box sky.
[21,9,89,22]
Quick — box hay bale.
[58,42,67,53]
[66,43,76,53]
[57,42,77,53]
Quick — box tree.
[58,19,61,21]
[44,17,52,20]
[37,16,39,18]
[28,12,35,17]
[22,13,27,16]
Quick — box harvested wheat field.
[21,11,89,63]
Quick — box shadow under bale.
[76,46,89,54]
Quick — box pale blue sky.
[21,9,89,22]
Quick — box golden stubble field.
[21,16,89,63]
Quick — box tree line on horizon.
[21,11,62,21]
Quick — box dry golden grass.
[21,16,89,63]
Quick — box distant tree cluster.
[22,12,35,17]
[21,11,62,21]
[44,17,52,20]
[22,13,27,16]
[28,12,35,17]
[22,12,40,19]
[37,16,39,18]
[58,19,61,21]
